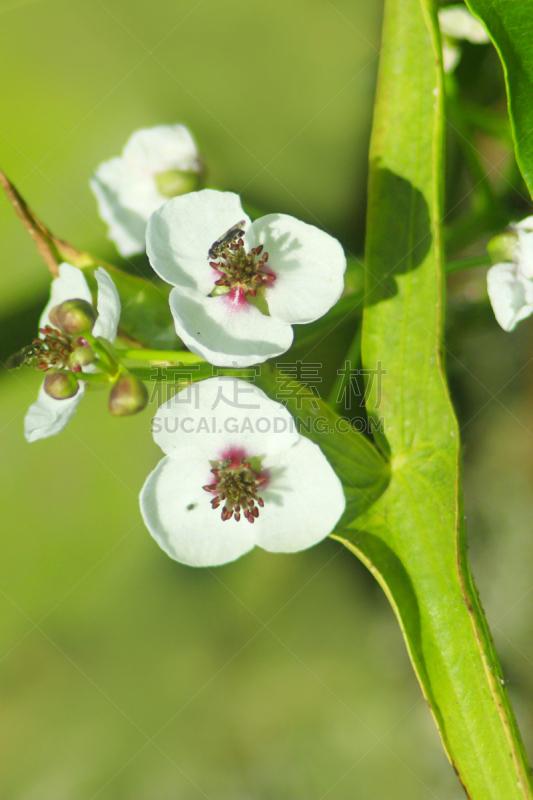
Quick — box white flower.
[438,5,490,43]
[146,189,346,367]
[24,263,121,442]
[140,377,346,567]
[487,217,533,332]
[90,125,203,257]
[438,5,490,73]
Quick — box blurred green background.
[1,1,533,798]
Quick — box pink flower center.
[202,453,267,523]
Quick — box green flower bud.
[154,168,203,199]
[69,345,96,370]
[43,370,79,399]
[487,231,518,265]
[50,299,96,336]
[108,374,148,417]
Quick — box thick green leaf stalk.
[334,0,533,796]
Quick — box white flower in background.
[140,377,346,567]
[24,263,121,442]
[90,125,203,257]
[438,5,490,73]
[146,189,346,367]
[487,217,533,332]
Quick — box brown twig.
[0,168,61,276]
[0,168,100,275]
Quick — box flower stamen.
[202,456,266,523]
[208,224,276,299]
[8,326,76,372]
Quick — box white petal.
[140,455,257,567]
[168,286,294,367]
[515,216,533,233]
[254,436,346,553]
[251,214,346,325]
[438,6,490,43]
[487,262,533,331]
[122,124,201,174]
[140,434,345,567]
[24,382,85,442]
[92,268,121,342]
[40,263,92,328]
[90,163,152,257]
[442,41,461,73]
[516,230,533,280]
[91,126,202,257]
[142,378,345,567]
[152,376,299,459]
[146,189,251,294]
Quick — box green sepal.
[248,456,263,475]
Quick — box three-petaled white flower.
[438,5,490,73]
[25,263,121,442]
[140,377,346,567]
[487,217,533,332]
[91,125,203,257]
[146,189,346,367]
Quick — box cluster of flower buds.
[44,300,97,399]
[14,264,150,442]
[7,297,97,400]
[37,296,148,414]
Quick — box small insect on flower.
[6,343,47,370]
[208,220,246,260]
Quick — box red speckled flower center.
[209,237,276,299]
[202,454,266,523]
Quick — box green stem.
[446,254,491,273]
[85,334,120,375]
[119,349,205,364]
[78,372,113,384]
[445,205,508,255]
[127,363,233,382]
[448,95,499,213]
